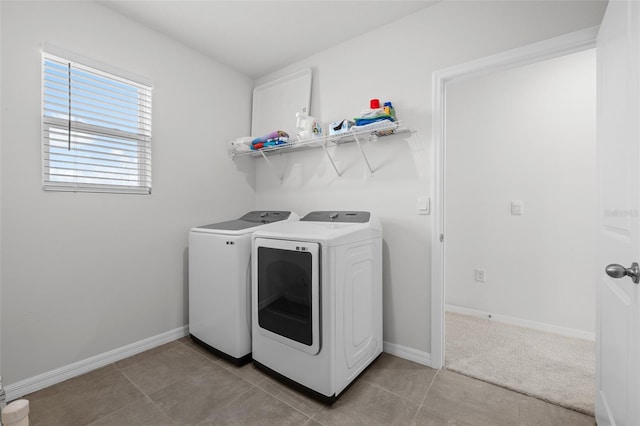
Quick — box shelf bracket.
[258,149,285,181]
[321,141,342,177]
[351,132,375,176]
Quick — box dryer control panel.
[301,211,370,223]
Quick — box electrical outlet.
[511,200,524,215]
[474,269,486,283]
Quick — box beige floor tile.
[258,376,325,418]
[361,353,437,404]
[27,365,144,426]
[177,336,228,363]
[20,342,598,426]
[200,387,310,425]
[411,411,476,426]
[517,394,596,426]
[87,396,176,426]
[416,370,520,426]
[218,360,269,385]
[148,363,253,424]
[114,340,183,370]
[120,343,212,394]
[313,380,419,425]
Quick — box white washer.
[251,211,383,402]
[189,211,299,365]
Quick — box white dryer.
[189,211,298,365]
[251,211,383,403]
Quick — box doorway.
[430,27,599,414]
[445,47,596,336]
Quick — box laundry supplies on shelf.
[228,130,290,155]
[229,136,254,153]
[353,100,398,136]
[251,130,290,150]
[353,111,394,126]
[383,101,396,120]
[329,119,355,136]
[296,112,322,141]
[229,99,413,178]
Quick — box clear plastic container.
[1,400,29,426]
[0,376,6,426]
[0,376,6,410]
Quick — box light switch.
[418,196,430,215]
[511,200,524,215]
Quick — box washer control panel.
[239,211,291,224]
[198,211,292,231]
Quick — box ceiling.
[98,1,439,79]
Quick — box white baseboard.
[445,304,595,341]
[5,326,189,401]
[383,341,432,368]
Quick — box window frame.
[41,46,153,195]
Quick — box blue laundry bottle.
[384,101,396,121]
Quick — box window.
[42,49,152,194]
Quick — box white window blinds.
[42,51,152,194]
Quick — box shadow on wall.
[382,238,394,340]
[379,216,431,344]
[232,156,257,191]
[369,105,430,179]
[373,131,424,176]
[271,146,327,188]
[183,246,189,325]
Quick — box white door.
[597,1,640,425]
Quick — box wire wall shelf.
[231,120,414,178]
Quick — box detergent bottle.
[296,112,320,141]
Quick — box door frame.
[430,26,599,369]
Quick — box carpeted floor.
[445,311,595,416]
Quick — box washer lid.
[197,211,292,231]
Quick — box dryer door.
[254,238,320,355]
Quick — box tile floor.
[22,337,596,425]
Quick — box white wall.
[0,0,607,385]
[0,1,255,384]
[445,49,596,335]
[253,1,605,356]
